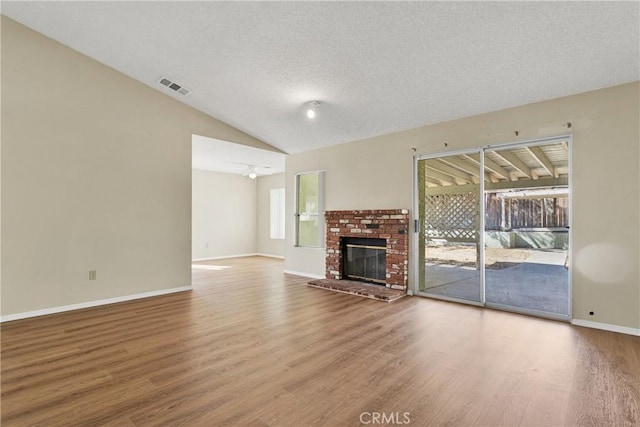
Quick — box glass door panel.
[418,154,482,302]
[483,141,570,316]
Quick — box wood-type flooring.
[2,256,638,426]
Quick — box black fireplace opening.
[341,237,387,285]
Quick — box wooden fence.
[485,194,568,230]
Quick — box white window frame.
[294,171,325,247]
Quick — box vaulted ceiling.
[3,2,638,155]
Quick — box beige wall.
[286,82,640,330]
[0,17,4,315]
[192,170,257,260]
[1,17,276,316]
[256,173,285,258]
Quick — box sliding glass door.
[415,136,571,320]
[417,152,482,303]
[483,140,570,317]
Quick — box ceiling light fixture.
[247,165,258,179]
[248,171,257,179]
[306,100,320,119]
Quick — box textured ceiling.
[3,1,639,154]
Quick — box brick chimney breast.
[324,209,409,291]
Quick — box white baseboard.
[572,319,640,336]
[283,269,325,279]
[255,253,285,259]
[0,286,192,323]
[193,253,285,262]
[192,253,259,261]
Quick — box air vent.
[158,77,191,96]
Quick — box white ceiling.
[192,134,285,177]
[3,2,639,155]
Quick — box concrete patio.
[422,249,569,315]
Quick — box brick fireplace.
[325,209,409,291]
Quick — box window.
[270,188,285,240]
[295,171,325,247]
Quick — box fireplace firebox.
[341,237,386,284]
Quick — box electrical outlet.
[89,270,97,280]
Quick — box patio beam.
[425,176,448,187]
[485,177,568,191]
[425,168,457,185]
[464,153,511,181]
[492,150,532,179]
[429,160,474,183]
[440,156,482,177]
[425,183,480,195]
[527,146,556,177]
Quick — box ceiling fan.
[237,164,273,179]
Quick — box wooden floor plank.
[2,256,638,426]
